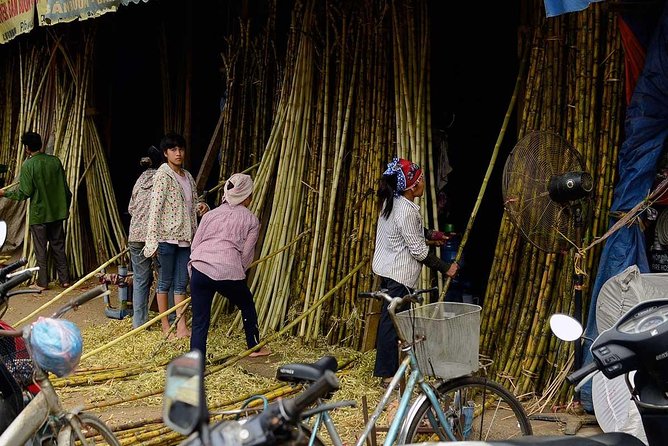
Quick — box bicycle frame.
[303,290,461,446]
[303,343,456,446]
[353,349,455,446]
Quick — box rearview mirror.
[549,313,583,341]
[0,221,6,250]
[163,350,207,436]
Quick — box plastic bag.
[29,318,82,377]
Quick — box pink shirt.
[189,202,260,281]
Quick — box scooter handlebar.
[0,258,27,282]
[567,361,599,385]
[281,370,339,421]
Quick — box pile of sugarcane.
[212,0,440,348]
[0,28,127,275]
[481,1,624,409]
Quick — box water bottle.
[441,223,459,265]
[441,223,462,302]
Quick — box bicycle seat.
[417,432,645,446]
[276,355,338,384]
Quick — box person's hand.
[426,239,446,247]
[0,189,5,197]
[446,262,459,278]
[196,202,209,217]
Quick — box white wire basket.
[395,302,481,380]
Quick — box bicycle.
[274,287,532,445]
[0,268,120,446]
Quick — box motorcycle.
[445,300,668,446]
[0,220,44,439]
[162,350,340,446]
[163,298,668,446]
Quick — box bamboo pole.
[439,44,529,300]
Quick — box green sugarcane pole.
[439,45,528,301]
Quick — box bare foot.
[176,329,191,339]
[162,331,177,341]
[249,346,272,357]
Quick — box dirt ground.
[2,274,605,444]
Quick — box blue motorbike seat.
[275,355,338,384]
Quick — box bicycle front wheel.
[401,376,532,443]
[69,412,120,446]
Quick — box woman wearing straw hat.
[372,157,459,386]
[189,173,270,360]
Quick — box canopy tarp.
[543,0,605,18]
[581,0,668,411]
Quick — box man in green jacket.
[0,132,71,290]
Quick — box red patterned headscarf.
[383,157,423,196]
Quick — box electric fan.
[502,131,594,371]
[502,131,593,254]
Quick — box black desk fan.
[501,131,594,369]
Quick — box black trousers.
[30,220,70,288]
[190,266,260,359]
[373,276,412,377]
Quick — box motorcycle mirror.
[0,221,6,250]
[163,350,207,436]
[549,313,583,341]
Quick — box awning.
[0,0,149,45]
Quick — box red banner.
[0,0,35,44]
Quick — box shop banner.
[37,0,148,26]
[0,0,35,44]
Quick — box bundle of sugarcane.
[249,0,318,334]
[82,117,128,263]
[0,29,127,278]
[389,0,439,291]
[207,0,436,347]
[480,1,624,406]
[0,46,17,176]
[303,0,395,346]
[217,2,279,179]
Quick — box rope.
[583,175,668,254]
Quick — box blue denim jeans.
[130,242,174,328]
[157,242,190,294]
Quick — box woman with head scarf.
[372,157,458,386]
[189,173,270,360]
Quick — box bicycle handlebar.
[51,284,109,318]
[358,287,436,315]
[281,370,339,421]
[0,258,27,282]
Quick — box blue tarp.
[543,0,605,18]
[581,1,668,411]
